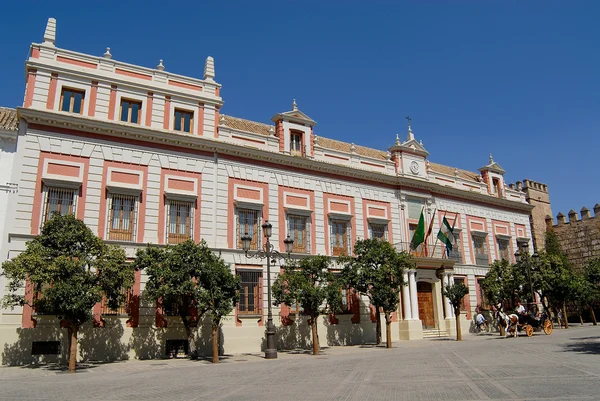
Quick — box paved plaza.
[1,325,599,401]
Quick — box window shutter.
[346,222,352,254]
[235,207,240,248]
[329,220,334,255]
[368,224,372,240]
[189,202,194,241]
[107,194,113,238]
[72,188,78,215]
[306,218,311,253]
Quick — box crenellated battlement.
[546,204,600,226]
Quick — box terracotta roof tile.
[318,137,388,161]
[220,114,482,179]
[0,107,18,131]
[221,115,272,136]
[428,162,481,183]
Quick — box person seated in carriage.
[515,301,527,324]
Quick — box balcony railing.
[393,241,466,263]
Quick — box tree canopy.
[340,239,414,348]
[1,214,133,372]
[273,255,340,355]
[133,240,239,362]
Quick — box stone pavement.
[1,325,599,401]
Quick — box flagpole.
[432,211,447,258]
[424,208,436,257]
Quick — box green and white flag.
[437,217,453,251]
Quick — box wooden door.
[417,282,435,328]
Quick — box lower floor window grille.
[108,193,137,241]
[167,200,194,244]
[238,270,261,315]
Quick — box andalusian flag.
[410,209,425,250]
[437,217,454,251]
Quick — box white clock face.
[410,161,419,174]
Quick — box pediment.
[271,109,316,126]
[388,138,429,157]
[478,161,505,174]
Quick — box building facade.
[0,18,535,364]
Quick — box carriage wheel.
[543,319,553,335]
[524,325,534,337]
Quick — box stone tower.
[521,179,552,251]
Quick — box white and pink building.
[0,18,534,363]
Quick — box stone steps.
[423,329,450,338]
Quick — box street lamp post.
[241,221,294,359]
[515,245,539,315]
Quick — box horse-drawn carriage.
[503,311,553,337]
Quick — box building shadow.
[562,336,600,355]
[79,317,129,362]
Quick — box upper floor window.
[290,132,302,155]
[238,270,261,316]
[174,109,194,133]
[108,193,137,242]
[496,238,510,261]
[368,222,388,241]
[448,231,463,262]
[120,99,142,124]
[60,88,85,114]
[167,200,193,244]
[287,214,309,253]
[43,186,76,224]
[472,234,488,265]
[330,219,350,256]
[237,208,261,250]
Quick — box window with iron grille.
[238,270,261,315]
[108,193,137,241]
[60,88,85,114]
[167,200,194,244]
[120,99,142,124]
[100,287,132,315]
[174,109,194,133]
[477,277,489,310]
[237,208,261,250]
[330,219,350,257]
[496,238,510,261]
[368,222,388,241]
[43,186,76,224]
[287,214,309,253]
[448,231,463,262]
[163,296,194,317]
[409,223,423,255]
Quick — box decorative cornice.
[17,107,534,213]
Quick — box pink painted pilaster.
[24,69,37,108]
[108,85,117,120]
[46,73,58,110]
[214,106,220,138]
[145,92,153,127]
[163,96,171,130]
[88,81,98,117]
[197,103,204,136]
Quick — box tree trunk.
[375,308,381,345]
[211,324,219,363]
[311,317,319,356]
[579,312,584,325]
[184,323,197,359]
[385,313,392,348]
[454,308,462,341]
[68,324,78,373]
[590,306,597,326]
[563,302,569,329]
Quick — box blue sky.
[1,1,598,219]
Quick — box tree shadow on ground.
[562,336,600,355]
[79,317,129,362]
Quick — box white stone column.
[409,269,419,320]
[402,271,411,320]
[442,273,451,319]
[448,273,455,318]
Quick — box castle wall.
[548,206,600,269]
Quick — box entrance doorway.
[417,282,435,328]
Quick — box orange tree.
[1,214,133,373]
[340,239,414,348]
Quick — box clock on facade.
[410,161,419,174]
